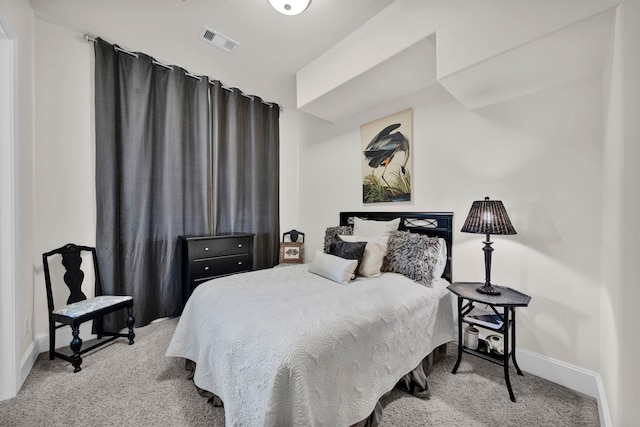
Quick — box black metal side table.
[448,282,531,402]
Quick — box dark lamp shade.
[461,197,516,235]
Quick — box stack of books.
[463,306,504,329]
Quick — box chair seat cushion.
[52,295,133,318]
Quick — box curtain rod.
[83,34,281,110]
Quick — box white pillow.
[308,250,358,285]
[434,238,448,279]
[339,235,388,278]
[353,217,400,237]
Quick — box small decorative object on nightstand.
[461,196,517,296]
[279,229,305,264]
[463,325,479,350]
[448,281,531,402]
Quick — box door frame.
[0,7,19,400]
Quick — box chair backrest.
[42,244,101,313]
[282,229,305,243]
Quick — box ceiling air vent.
[199,26,239,53]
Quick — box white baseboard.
[594,372,612,427]
[34,323,97,355]
[517,348,611,427]
[18,324,97,391]
[19,340,38,387]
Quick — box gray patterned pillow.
[323,226,353,253]
[381,230,443,286]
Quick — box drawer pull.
[238,261,243,265]
[238,244,243,248]
[204,266,210,271]
[204,247,209,251]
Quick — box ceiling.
[28,0,619,123]
[294,0,618,121]
[28,0,395,111]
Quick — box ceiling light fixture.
[268,0,312,15]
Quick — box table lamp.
[461,196,516,295]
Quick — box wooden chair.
[42,243,135,372]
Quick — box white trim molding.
[517,349,611,427]
[34,323,97,360]
[19,340,37,387]
[0,7,18,401]
[20,323,99,382]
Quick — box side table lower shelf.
[448,282,531,403]
[461,339,521,368]
[452,310,524,403]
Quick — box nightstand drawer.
[189,236,251,259]
[192,254,251,280]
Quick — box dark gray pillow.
[329,240,367,276]
[381,230,442,286]
[323,225,353,253]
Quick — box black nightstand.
[179,234,254,307]
[448,282,531,402]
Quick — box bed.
[166,211,456,426]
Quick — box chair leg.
[126,306,135,345]
[96,316,103,340]
[70,325,83,373]
[49,321,55,361]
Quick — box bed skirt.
[184,342,448,426]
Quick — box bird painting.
[361,111,412,203]
[363,123,410,187]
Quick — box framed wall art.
[279,242,304,264]
[360,108,413,203]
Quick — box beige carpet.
[0,318,599,426]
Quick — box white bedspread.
[165,264,455,427]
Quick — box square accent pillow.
[434,238,448,279]
[339,235,388,278]
[381,231,443,286]
[329,240,367,276]
[353,217,400,237]
[323,225,353,253]
[308,249,358,285]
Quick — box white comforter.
[165,264,455,427]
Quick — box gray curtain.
[94,39,211,328]
[210,81,280,269]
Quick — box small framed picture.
[279,242,304,264]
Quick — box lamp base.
[476,284,502,296]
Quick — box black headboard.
[339,211,454,283]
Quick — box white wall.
[295,76,604,372]
[600,1,640,425]
[0,0,35,394]
[32,19,96,337]
[278,108,301,234]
